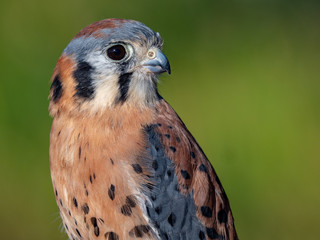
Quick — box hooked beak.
[142,49,171,75]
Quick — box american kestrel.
[49,18,238,240]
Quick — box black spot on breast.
[144,182,154,191]
[78,147,81,159]
[168,125,173,129]
[74,218,77,225]
[73,61,95,99]
[164,134,170,139]
[59,199,63,207]
[91,217,100,236]
[65,224,69,231]
[50,74,63,102]
[120,205,132,216]
[155,206,162,214]
[72,197,78,208]
[117,72,133,103]
[157,123,162,127]
[190,151,196,159]
[55,189,58,196]
[199,230,205,240]
[218,209,228,223]
[110,158,114,165]
[169,146,176,152]
[128,225,150,238]
[152,160,158,170]
[108,184,115,200]
[89,175,93,183]
[85,190,89,196]
[126,195,136,208]
[82,203,89,214]
[206,227,220,239]
[181,170,191,179]
[132,164,143,174]
[168,212,176,226]
[176,136,181,143]
[76,228,82,237]
[105,231,119,240]
[93,173,96,179]
[164,233,169,240]
[201,206,213,218]
[199,164,207,173]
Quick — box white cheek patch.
[90,74,119,111]
[84,51,120,112]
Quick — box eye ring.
[105,43,132,62]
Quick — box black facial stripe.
[117,72,133,103]
[50,74,63,102]
[73,61,95,99]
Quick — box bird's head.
[49,18,170,116]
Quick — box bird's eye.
[106,44,127,61]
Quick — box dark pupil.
[107,45,126,60]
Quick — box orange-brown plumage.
[50,103,156,239]
[49,18,238,240]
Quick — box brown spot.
[73,197,78,208]
[181,170,190,179]
[82,203,89,214]
[108,184,115,200]
[169,146,176,152]
[105,231,119,240]
[201,206,213,218]
[120,205,132,216]
[128,225,151,238]
[168,212,176,226]
[126,195,136,208]
[74,19,128,39]
[132,164,143,174]
[76,228,82,237]
[91,217,100,236]
[218,209,228,223]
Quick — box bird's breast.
[50,107,157,240]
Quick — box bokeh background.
[1,0,319,239]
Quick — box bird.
[49,18,238,240]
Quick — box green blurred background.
[1,0,319,239]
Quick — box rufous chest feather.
[50,107,156,240]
